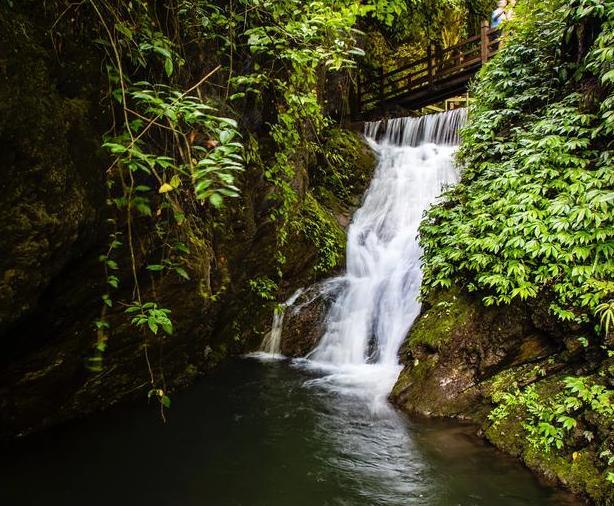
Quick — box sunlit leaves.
[420,0,614,328]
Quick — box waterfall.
[302,109,466,409]
[255,288,304,358]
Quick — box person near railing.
[490,0,514,49]
[491,0,508,30]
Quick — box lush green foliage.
[234,0,369,273]
[420,0,614,331]
[293,193,346,273]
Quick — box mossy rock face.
[208,131,375,352]
[390,287,558,419]
[482,369,614,505]
[311,128,376,226]
[0,5,107,335]
[0,117,373,439]
[391,287,613,504]
[484,414,613,504]
[0,0,378,441]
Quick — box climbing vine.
[85,0,245,416]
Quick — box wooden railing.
[355,21,499,116]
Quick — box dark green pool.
[0,358,581,505]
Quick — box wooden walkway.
[354,22,499,119]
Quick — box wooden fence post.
[480,20,490,63]
[427,45,433,86]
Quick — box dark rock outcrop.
[390,287,613,504]
[390,288,560,419]
[0,4,107,335]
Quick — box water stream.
[254,288,305,357]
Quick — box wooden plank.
[438,34,480,56]
[433,57,481,79]
[480,20,489,63]
[381,66,428,90]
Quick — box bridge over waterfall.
[353,21,499,119]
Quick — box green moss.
[406,288,475,352]
[290,192,346,274]
[311,128,375,208]
[0,4,106,332]
[484,411,527,455]
[526,449,611,503]
[391,357,437,398]
[487,414,613,504]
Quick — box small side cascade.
[258,288,304,356]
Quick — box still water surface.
[0,359,581,506]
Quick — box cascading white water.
[303,109,466,409]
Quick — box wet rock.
[0,6,107,335]
[391,287,613,504]
[280,280,342,357]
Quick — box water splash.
[300,110,466,411]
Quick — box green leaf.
[164,58,173,77]
[175,267,190,280]
[147,319,159,334]
[170,174,181,188]
[102,294,112,308]
[209,193,223,208]
[161,395,171,408]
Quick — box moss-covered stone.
[311,128,375,223]
[209,129,375,353]
[392,286,613,503]
[483,382,613,504]
[391,287,558,419]
[403,288,475,352]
